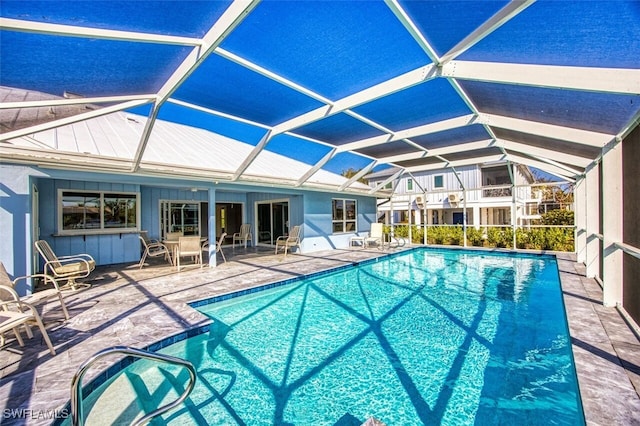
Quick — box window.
[407,178,413,191]
[59,190,138,234]
[384,181,393,190]
[161,201,200,237]
[434,175,444,188]
[332,199,357,233]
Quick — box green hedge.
[384,225,574,251]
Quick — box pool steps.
[69,346,196,426]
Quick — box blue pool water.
[80,248,584,425]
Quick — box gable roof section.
[1,93,369,192]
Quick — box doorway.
[160,201,202,238]
[216,203,242,244]
[256,200,289,245]
[453,212,464,225]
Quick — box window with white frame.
[407,178,414,191]
[332,198,357,233]
[58,190,139,234]
[434,175,444,188]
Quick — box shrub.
[449,226,464,246]
[542,209,574,225]
[466,227,484,247]
[411,226,424,244]
[543,227,574,251]
[486,227,513,248]
[486,227,502,247]
[515,228,530,249]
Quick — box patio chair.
[215,232,227,263]
[0,293,56,356]
[165,231,183,241]
[364,223,384,248]
[275,225,302,256]
[0,262,69,321]
[138,235,171,269]
[201,233,227,263]
[35,240,95,291]
[232,224,252,249]
[140,230,161,245]
[176,236,203,271]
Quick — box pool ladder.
[70,345,197,426]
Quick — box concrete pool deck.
[1,246,639,425]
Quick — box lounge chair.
[232,224,252,249]
[0,262,69,321]
[365,223,384,248]
[138,234,171,269]
[0,293,56,356]
[176,236,203,271]
[275,225,302,256]
[34,240,95,291]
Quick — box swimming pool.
[77,248,584,425]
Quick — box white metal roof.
[2,96,369,191]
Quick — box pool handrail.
[70,345,197,426]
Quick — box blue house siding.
[0,163,377,294]
[0,165,33,292]
[303,192,377,252]
[35,178,142,268]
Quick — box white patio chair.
[176,236,203,271]
[202,233,227,263]
[0,262,69,321]
[232,224,252,249]
[34,240,95,291]
[275,225,302,256]
[215,232,227,263]
[0,293,56,356]
[165,231,183,241]
[138,235,172,269]
[364,223,384,248]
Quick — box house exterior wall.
[0,164,34,295]
[35,178,142,268]
[370,163,538,227]
[303,192,377,252]
[0,163,378,292]
[397,165,478,204]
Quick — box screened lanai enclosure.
[1,1,639,326]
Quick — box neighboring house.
[367,163,542,228]
[0,111,378,293]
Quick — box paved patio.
[1,246,639,425]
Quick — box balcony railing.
[482,187,512,198]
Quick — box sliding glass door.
[256,200,289,245]
[160,201,201,239]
